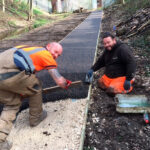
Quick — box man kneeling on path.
[0,42,71,150]
[85,32,136,95]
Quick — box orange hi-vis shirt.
[15,45,57,72]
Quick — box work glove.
[113,25,116,31]
[85,69,94,84]
[65,79,72,89]
[123,80,131,90]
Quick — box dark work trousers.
[0,71,42,142]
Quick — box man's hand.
[65,79,72,89]
[53,77,71,89]
[87,69,93,78]
[85,69,93,84]
[48,69,71,89]
[124,80,131,90]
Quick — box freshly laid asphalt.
[0,11,102,112]
[39,10,102,102]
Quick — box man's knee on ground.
[98,78,107,90]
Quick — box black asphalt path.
[0,11,102,111]
[39,10,102,102]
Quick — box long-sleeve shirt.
[91,41,136,80]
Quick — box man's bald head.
[46,42,63,59]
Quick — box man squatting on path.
[86,32,136,95]
[0,42,71,150]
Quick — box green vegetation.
[145,65,150,77]
[115,0,150,53]
[8,21,17,27]
[61,12,71,18]
[0,0,72,31]
[33,12,71,28]
[8,0,44,19]
[125,0,150,14]
[33,18,49,28]
[131,35,150,52]
[33,8,43,15]
[0,0,74,40]
[116,0,150,14]
[84,147,94,150]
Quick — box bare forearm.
[48,69,66,88]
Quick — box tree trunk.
[2,0,5,12]
[122,0,126,5]
[64,0,69,12]
[51,0,57,12]
[98,0,102,7]
[28,0,33,21]
[57,0,62,13]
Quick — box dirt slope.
[0,12,90,50]
[84,4,150,150]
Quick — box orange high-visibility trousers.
[98,75,134,94]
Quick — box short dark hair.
[102,32,115,39]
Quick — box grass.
[33,8,43,15]
[130,35,150,52]
[8,21,17,27]
[51,12,72,19]
[7,0,28,19]
[97,7,102,11]
[0,0,73,30]
[0,0,73,40]
[116,0,150,14]
[115,0,150,53]
[130,33,150,77]
[84,147,95,150]
[145,65,150,77]
[33,12,72,29]
[33,18,49,28]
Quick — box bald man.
[0,42,70,150]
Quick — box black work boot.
[30,110,47,127]
[0,141,12,150]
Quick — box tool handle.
[65,79,72,89]
[144,112,149,124]
[42,80,82,93]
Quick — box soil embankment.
[84,4,150,150]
